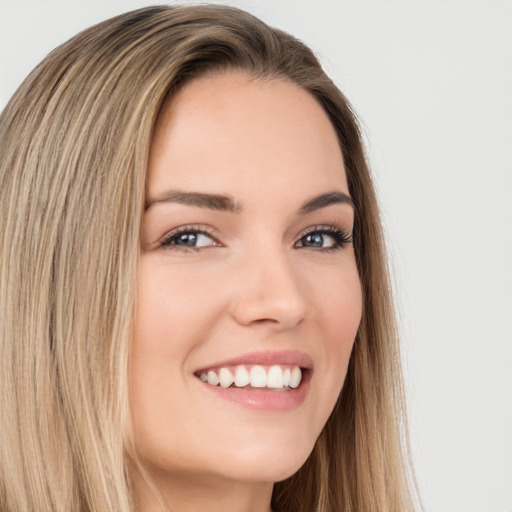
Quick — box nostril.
[230,289,307,329]
[253,318,279,325]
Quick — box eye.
[160,227,219,251]
[295,226,352,250]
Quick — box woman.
[0,5,417,511]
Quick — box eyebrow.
[145,190,242,213]
[145,189,353,214]
[298,191,354,214]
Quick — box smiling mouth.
[195,364,303,391]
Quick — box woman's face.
[130,71,362,488]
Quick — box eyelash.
[295,225,353,251]
[159,224,353,252]
[160,225,218,252]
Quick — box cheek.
[132,261,220,360]
[305,258,362,409]
[307,256,362,346]
[129,261,223,440]
[324,282,362,355]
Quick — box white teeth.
[267,365,284,388]
[219,367,234,388]
[283,368,291,387]
[249,365,267,387]
[207,370,219,386]
[199,365,303,390]
[289,366,302,389]
[234,365,250,387]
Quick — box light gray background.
[1,1,511,511]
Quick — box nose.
[229,245,307,330]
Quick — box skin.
[129,71,362,512]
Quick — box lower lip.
[197,371,311,412]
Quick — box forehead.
[147,71,348,202]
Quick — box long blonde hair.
[0,5,417,511]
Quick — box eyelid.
[294,224,353,249]
[154,223,352,252]
[159,224,222,251]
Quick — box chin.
[212,433,316,484]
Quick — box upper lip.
[195,350,314,372]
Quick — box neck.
[131,466,274,512]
